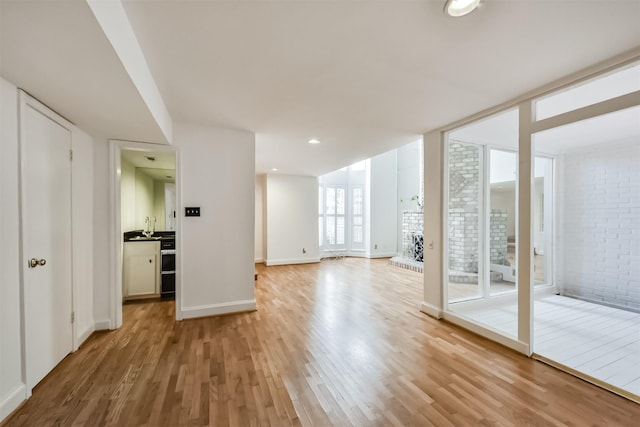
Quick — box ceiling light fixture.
[271,168,279,172]
[444,0,481,17]
[308,138,321,145]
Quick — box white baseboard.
[254,258,265,264]
[182,299,257,319]
[368,252,398,259]
[420,302,443,319]
[265,257,321,266]
[94,320,112,331]
[443,311,530,355]
[77,324,96,347]
[0,383,26,422]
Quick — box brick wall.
[559,140,640,311]
[448,142,480,273]
[490,209,508,265]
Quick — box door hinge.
[70,149,73,161]
[71,312,75,324]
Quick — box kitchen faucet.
[143,216,156,237]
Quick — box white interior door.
[21,95,73,389]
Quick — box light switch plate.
[185,207,201,217]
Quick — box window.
[324,186,345,246]
[352,186,364,246]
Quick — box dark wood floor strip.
[2,258,638,426]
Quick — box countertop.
[123,230,175,242]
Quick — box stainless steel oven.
[160,238,175,298]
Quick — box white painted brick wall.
[558,139,640,311]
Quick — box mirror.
[121,150,176,233]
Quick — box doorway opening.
[110,140,180,329]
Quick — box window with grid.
[351,186,364,247]
[324,186,345,246]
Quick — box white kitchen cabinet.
[123,241,160,299]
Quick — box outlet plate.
[185,207,201,217]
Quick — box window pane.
[326,217,335,245]
[447,141,482,302]
[353,187,363,215]
[326,187,335,214]
[336,188,345,215]
[353,225,363,244]
[336,217,345,245]
[489,149,517,296]
[353,216,362,226]
[535,63,640,120]
[319,216,323,245]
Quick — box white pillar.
[421,131,445,318]
[517,103,534,355]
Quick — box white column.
[421,131,445,318]
[517,103,534,354]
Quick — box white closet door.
[21,94,73,389]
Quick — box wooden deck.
[3,258,638,426]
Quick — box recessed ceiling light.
[271,168,279,172]
[308,139,321,145]
[444,0,481,17]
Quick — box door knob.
[29,258,46,268]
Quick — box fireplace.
[411,233,424,262]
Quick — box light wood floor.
[3,258,639,426]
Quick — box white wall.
[369,150,398,257]
[255,175,265,263]
[558,138,640,311]
[120,157,136,233]
[93,138,112,329]
[0,77,26,420]
[397,141,422,250]
[174,123,256,318]
[134,168,154,230]
[266,174,319,265]
[71,128,96,347]
[153,180,165,228]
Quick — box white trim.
[265,258,321,266]
[420,302,443,319]
[181,300,257,319]
[109,139,181,328]
[367,252,397,259]
[0,384,27,421]
[94,320,112,331]
[443,311,530,355]
[254,258,265,264]
[76,324,95,348]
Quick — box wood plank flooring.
[3,258,639,426]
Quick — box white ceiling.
[121,149,176,170]
[2,1,640,176]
